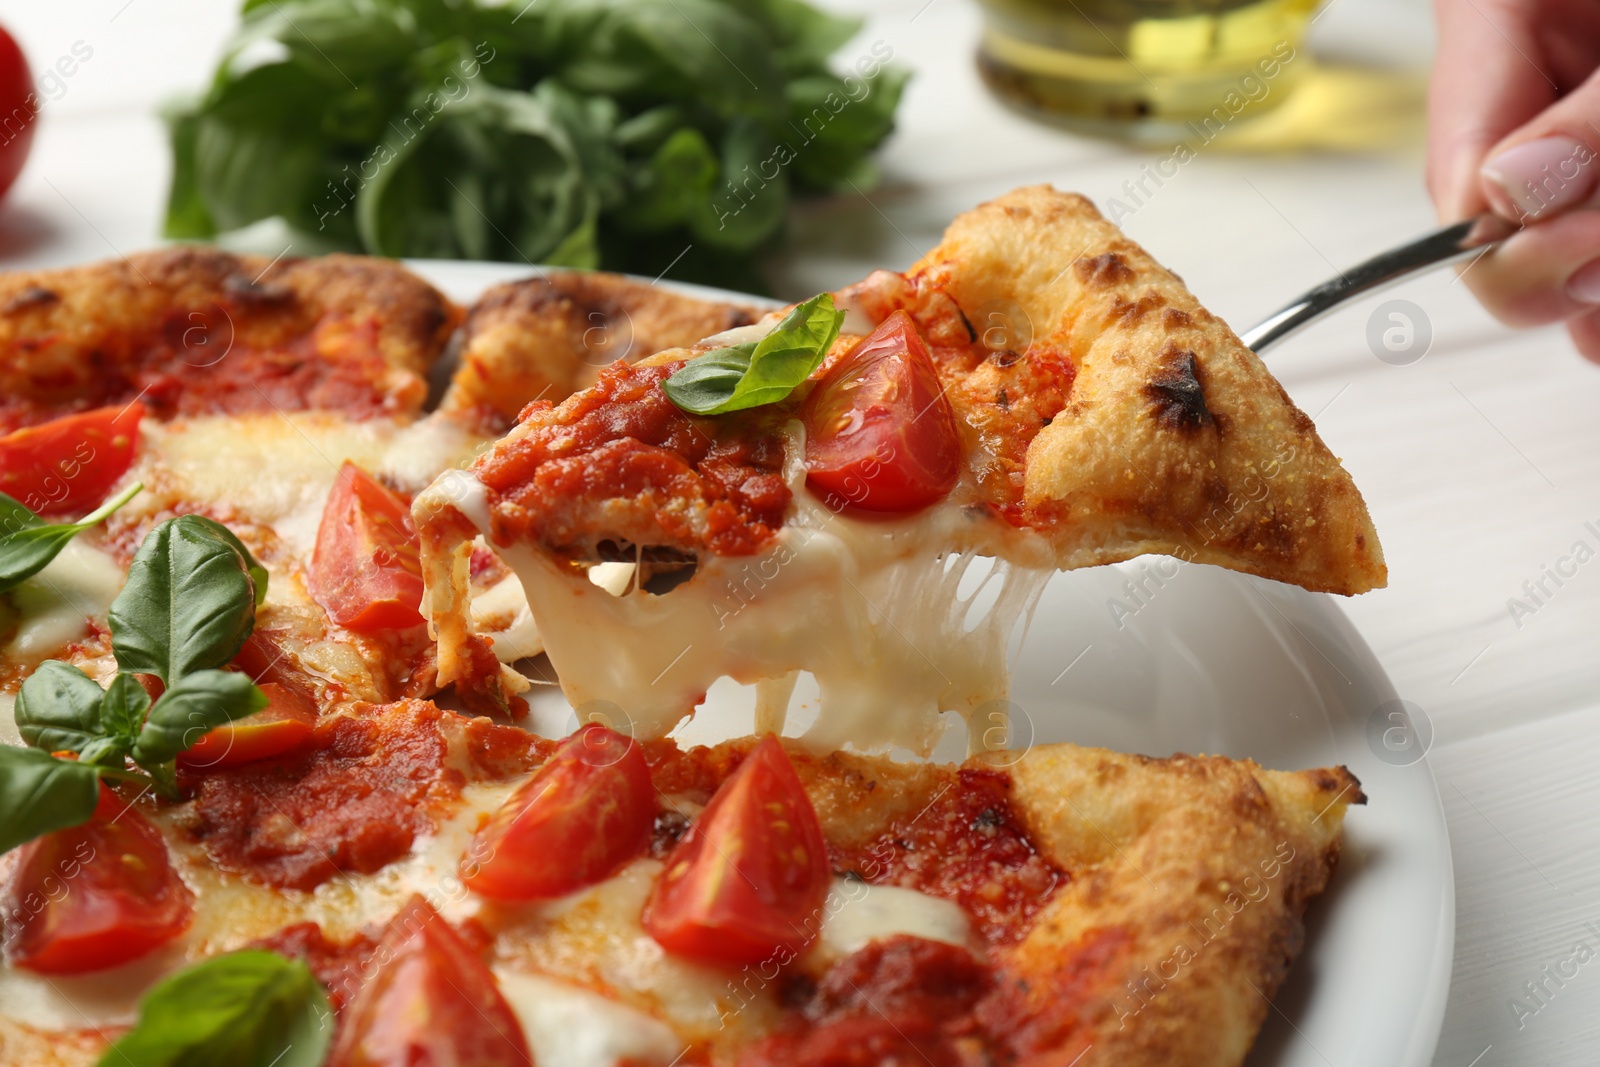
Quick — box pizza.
[0,188,1369,1067]
[418,185,1384,751]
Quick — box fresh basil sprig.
[0,482,142,594]
[2,514,272,854]
[663,292,845,415]
[97,950,332,1067]
[109,514,267,683]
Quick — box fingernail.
[1481,136,1598,221]
[1567,258,1600,304]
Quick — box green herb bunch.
[165,0,909,289]
[1,505,271,854]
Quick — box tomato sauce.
[174,701,549,890]
[743,925,1128,1067]
[0,310,407,432]
[644,743,1063,946]
[475,360,789,557]
[830,767,1063,946]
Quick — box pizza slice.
[417,185,1384,751]
[0,713,1361,1067]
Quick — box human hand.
[1427,0,1600,361]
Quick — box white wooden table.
[0,1,1594,1063]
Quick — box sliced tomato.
[0,28,35,201]
[462,723,654,901]
[0,402,144,515]
[643,734,829,967]
[1,787,193,975]
[327,895,530,1067]
[176,681,317,769]
[801,311,961,513]
[308,461,425,631]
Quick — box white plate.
[409,261,1454,1067]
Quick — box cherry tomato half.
[643,734,829,967]
[1,787,193,975]
[462,724,654,901]
[308,461,425,631]
[176,681,317,769]
[327,895,530,1067]
[801,311,961,514]
[0,402,144,516]
[0,27,35,202]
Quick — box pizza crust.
[996,744,1360,1065]
[912,186,1385,595]
[0,247,458,421]
[439,271,759,431]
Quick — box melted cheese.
[495,970,682,1067]
[3,539,124,663]
[423,427,1053,754]
[487,858,778,1045]
[128,413,393,560]
[127,411,483,561]
[813,877,976,963]
[471,572,544,661]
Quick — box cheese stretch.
[420,425,1054,755]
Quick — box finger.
[1566,307,1600,364]
[1427,0,1557,221]
[1457,207,1600,326]
[1475,63,1600,224]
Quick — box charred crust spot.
[650,809,691,857]
[989,347,1022,368]
[1075,252,1135,287]
[3,286,59,314]
[1162,307,1193,329]
[1107,293,1165,327]
[956,306,978,343]
[222,274,295,306]
[996,387,1010,411]
[1145,349,1214,432]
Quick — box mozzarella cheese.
[421,426,1054,755]
[813,877,976,963]
[495,970,682,1067]
[3,539,124,664]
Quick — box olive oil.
[977,0,1320,138]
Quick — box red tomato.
[1,788,193,975]
[308,461,425,631]
[461,724,655,901]
[0,28,35,201]
[176,681,317,769]
[328,895,530,1067]
[801,311,961,513]
[0,402,144,515]
[643,734,830,967]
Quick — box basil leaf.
[663,292,843,414]
[97,950,333,1067]
[109,515,260,684]
[182,515,270,606]
[164,0,906,288]
[132,670,267,766]
[0,747,101,855]
[0,482,142,594]
[0,492,41,538]
[15,660,106,755]
[85,672,152,769]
